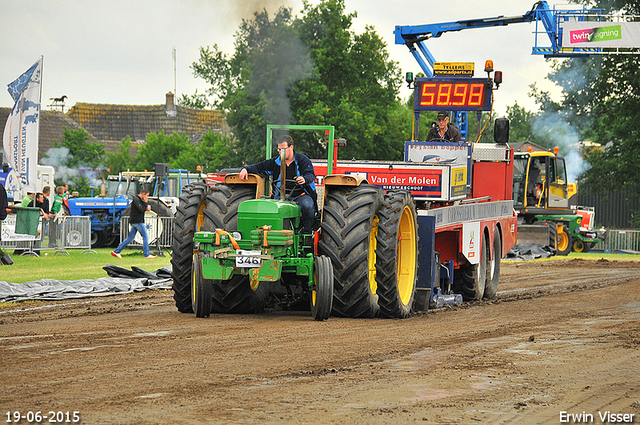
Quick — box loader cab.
[106,177,142,198]
[513,151,569,210]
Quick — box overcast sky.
[0,0,564,116]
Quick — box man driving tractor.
[238,135,317,238]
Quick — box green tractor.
[191,196,334,320]
[170,125,419,321]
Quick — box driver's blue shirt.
[243,151,317,205]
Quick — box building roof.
[0,107,86,163]
[67,93,226,143]
[1,93,227,164]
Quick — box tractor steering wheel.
[271,178,301,200]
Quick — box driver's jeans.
[293,193,315,234]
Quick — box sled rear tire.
[375,190,418,319]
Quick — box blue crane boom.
[394,1,607,78]
[393,1,618,139]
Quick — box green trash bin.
[15,207,41,236]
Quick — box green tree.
[106,136,135,174]
[186,0,409,164]
[189,131,240,173]
[505,101,536,143]
[580,53,640,195]
[47,127,106,196]
[178,90,211,109]
[134,131,194,171]
[54,127,105,169]
[292,0,406,160]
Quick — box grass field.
[0,248,172,284]
[0,247,638,284]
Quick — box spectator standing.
[111,189,157,259]
[51,186,64,215]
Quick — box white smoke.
[41,146,102,187]
[531,112,590,183]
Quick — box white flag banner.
[3,57,43,190]
[562,21,640,48]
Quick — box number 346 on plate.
[235,250,261,268]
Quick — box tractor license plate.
[235,250,261,268]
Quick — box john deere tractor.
[170,125,419,321]
[191,186,335,320]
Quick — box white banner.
[3,57,42,190]
[562,21,640,48]
[0,214,41,242]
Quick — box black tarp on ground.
[0,265,172,303]
[506,244,556,261]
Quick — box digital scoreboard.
[413,77,492,112]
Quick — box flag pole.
[37,55,43,171]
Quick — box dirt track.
[1,258,639,424]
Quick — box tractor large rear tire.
[319,184,383,318]
[90,230,108,249]
[375,190,418,319]
[203,183,269,314]
[171,182,212,313]
[202,184,255,230]
[455,231,489,301]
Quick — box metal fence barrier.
[120,215,174,250]
[1,215,94,256]
[49,216,94,255]
[593,229,640,253]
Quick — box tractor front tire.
[192,253,212,318]
[311,256,333,321]
[171,182,211,313]
[573,239,591,253]
[319,184,383,318]
[375,190,418,319]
